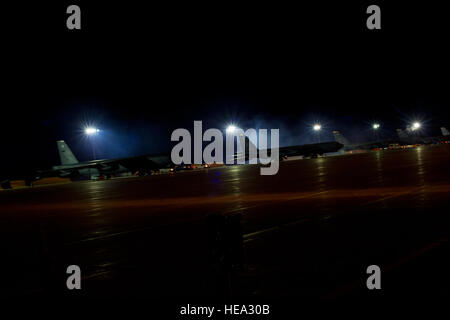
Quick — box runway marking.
[68,227,169,245]
[360,186,424,206]
[81,270,111,281]
[64,218,206,246]
[243,226,279,239]
[224,190,330,215]
[233,191,328,242]
[241,187,419,242]
[243,218,310,243]
[241,186,435,243]
[65,228,150,245]
[383,232,450,273]
[323,232,450,299]
[67,205,317,247]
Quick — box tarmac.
[1,145,449,306]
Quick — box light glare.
[85,127,99,135]
[226,125,237,134]
[412,122,421,130]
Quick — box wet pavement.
[1,145,449,304]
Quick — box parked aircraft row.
[0,139,342,189]
[1,127,449,189]
[333,127,450,151]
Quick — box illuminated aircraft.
[50,140,173,180]
[1,137,343,189]
[0,140,173,189]
[333,126,450,152]
[332,131,400,151]
[395,126,450,144]
[235,135,343,161]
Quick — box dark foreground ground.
[1,145,449,312]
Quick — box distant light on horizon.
[313,124,321,131]
[412,122,421,130]
[373,123,380,129]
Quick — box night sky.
[2,2,449,175]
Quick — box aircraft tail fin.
[441,127,450,136]
[332,131,350,147]
[396,129,408,139]
[57,140,79,165]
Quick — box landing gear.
[134,169,150,176]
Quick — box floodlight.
[412,122,421,130]
[226,125,237,134]
[85,127,99,135]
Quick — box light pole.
[84,127,100,160]
[313,124,322,143]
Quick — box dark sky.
[2,2,449,174]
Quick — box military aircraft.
[48,140,172,180]
[50,140,172,180]
[332,131,399,151]
[333,126,450,152]
[236,135,343,161]
[0,141,173,189]
[1,138,343,189]
[395,126,450,144]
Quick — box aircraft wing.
[278,141,343,158]
[1,152,172,189]
[237,140,343,161]
[48,153,173,177]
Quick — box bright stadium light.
[313,123,322,143]
[85,127,100,135]
[412,122,421,131]
[373,123,380,140]
[84,127,100,160]
[226,125,237,134]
